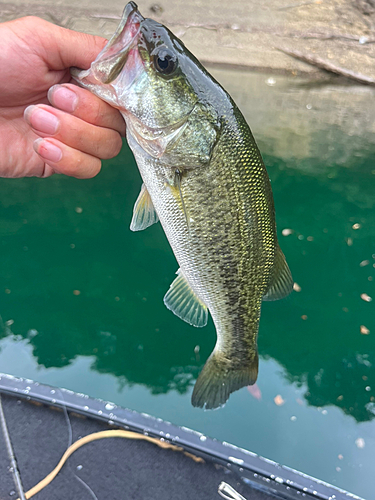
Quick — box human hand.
[0,16,125,178]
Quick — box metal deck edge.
[0,373,364,500]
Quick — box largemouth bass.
[72,2,293,409]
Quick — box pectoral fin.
[174,169,190,230]
[130,184,159,231]
[163,269,208,327]
[263,245,293,301]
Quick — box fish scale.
[72,1,293,409]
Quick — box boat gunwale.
[0,373,363,500]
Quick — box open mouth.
[71,2,144,89]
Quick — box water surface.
[0,71,374,499]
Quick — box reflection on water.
[0,71,374,499]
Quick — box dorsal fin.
[130,184,159,231]
[163,269,208,327]
[263,245,293,301]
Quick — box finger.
[24,104,123,160]
[33,137,102,179]
[40,163,56,178]
[48,83,126,136]
[22,16,108,71]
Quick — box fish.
[71,1,293,409]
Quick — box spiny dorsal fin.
[130,184,159,231]
[163,269,208,327]
[263,245,293,301]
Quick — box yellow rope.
[17,429,192,500]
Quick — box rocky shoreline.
[1,0,375,165]
[1,0,375,80]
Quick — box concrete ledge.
[1,0,375,77]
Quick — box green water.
[1,74,375,499]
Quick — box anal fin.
[130,184,159,232]
[163,269,208,327]
[263,245,293,301]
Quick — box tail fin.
[191,351,258,409]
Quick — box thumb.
[28,17,107,70]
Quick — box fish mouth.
[71,2,144,100]
[71,1,196,156]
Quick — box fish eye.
[153,49,177,75]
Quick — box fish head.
[72,2,222,163]
[72,2,199,131]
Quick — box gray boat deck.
[0,376,359,500]
[0,393,265,500]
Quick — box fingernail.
[48,85,78,113]
[33,138,62,163]
[24,106,60,135]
